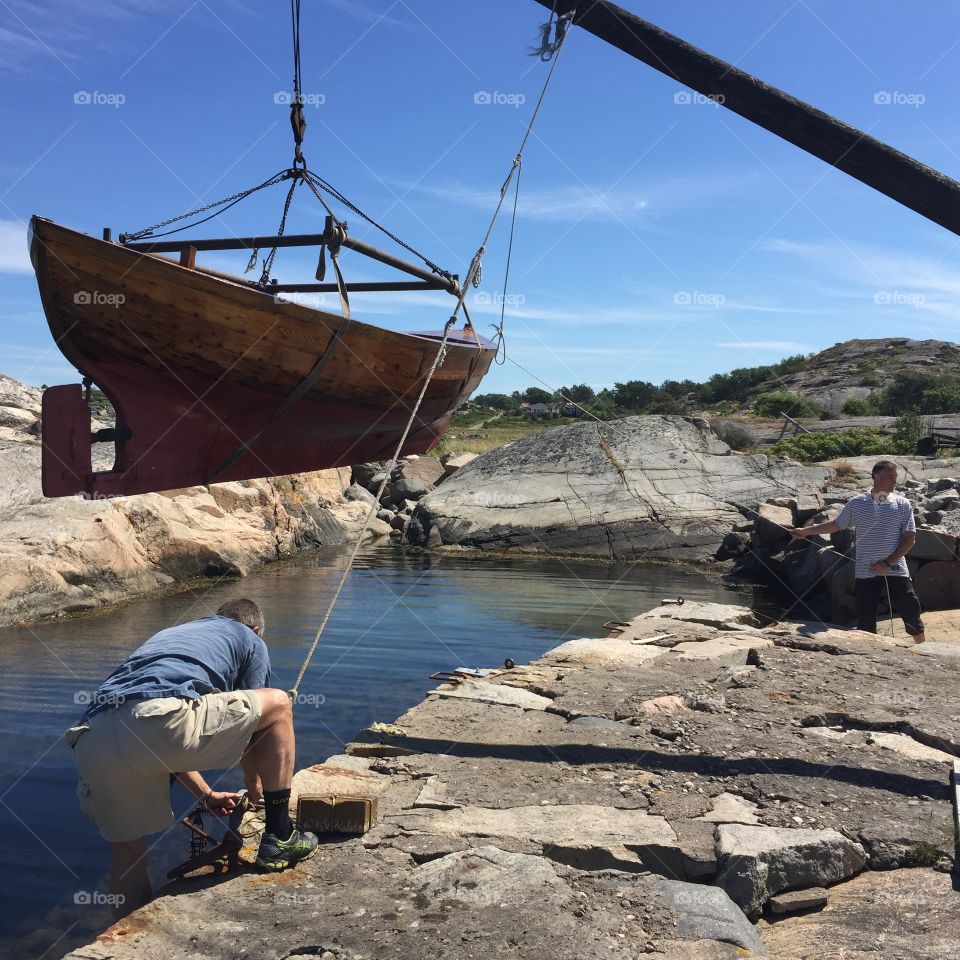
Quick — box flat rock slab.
[768,887,828,915]
[716,825,866,918]
[400,802,676,847]
[428,678,554,711]
[543,636,669,667]
[640,602,763,630]
[413,845,570,908]
[759,868,960,959]
[654,879,767,955]
[671,633,773,665]
[696,792,760,825]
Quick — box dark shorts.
[854,576,925,636]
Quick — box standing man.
[66,598,318,917]
[790,460,926,643]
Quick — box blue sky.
[2,0,960,393]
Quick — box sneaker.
[255,827,319,872]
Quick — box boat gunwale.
[30,216,496,355]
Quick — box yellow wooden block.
[297,794,378,835]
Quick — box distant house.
[523,402,557,416]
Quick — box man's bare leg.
[110,837,150,919]
[243,689,295,792]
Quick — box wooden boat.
[30,217,495,499]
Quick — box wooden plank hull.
[30,217,495,498]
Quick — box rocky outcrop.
[406,416,831,560]
[753,337,960,415]
[0,374,379,627]
[62,603,960,960]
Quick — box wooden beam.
[533,0,960,236]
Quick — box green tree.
[841,394,882,416]
[613,380,662,411]
[522,387,554,405]
[473,392,516,411]
[559,383,595,403]
[919,385,960,414]
[753,391,821,419]
[879,371,940,415]
[892,409,926,453]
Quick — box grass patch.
[435,415,581,456]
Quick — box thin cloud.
[322,0,411,28]
[715,340,812,351]
[0,220,32,275]
[398,173,749,224]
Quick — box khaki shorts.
[65,690,262,843]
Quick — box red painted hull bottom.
[42,361,466,499]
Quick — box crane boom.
[532,0,960,236]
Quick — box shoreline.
[64,601,960,960]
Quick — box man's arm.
[175,771,242,816]
[790,519,841,538]
[885,530,916,567]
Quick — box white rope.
[288,319,456,700]
[287,18,576,700]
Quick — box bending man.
[66,598,318,917]
[790,460,925,642]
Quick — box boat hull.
[30,217,494,498]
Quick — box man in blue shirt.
[790,460,926,642]
[66,598,317,916]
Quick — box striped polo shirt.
[834,491,915,579]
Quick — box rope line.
[288,316,458,700]
[287,14,577,699]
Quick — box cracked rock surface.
[64,603,959,960]
[405,416,830,560]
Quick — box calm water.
[0,543,767,959]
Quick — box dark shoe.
[255,827,319,872]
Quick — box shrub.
[753,391,821,419]
[919,386,960,414]
[842,394,882,416]
[878,371,940,415]
[768,428,896,463]
[892,409,926,454]
[833,459,857,481]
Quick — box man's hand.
[869,561,891,576]
[205,790,244,817]
[788,527,808,539]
